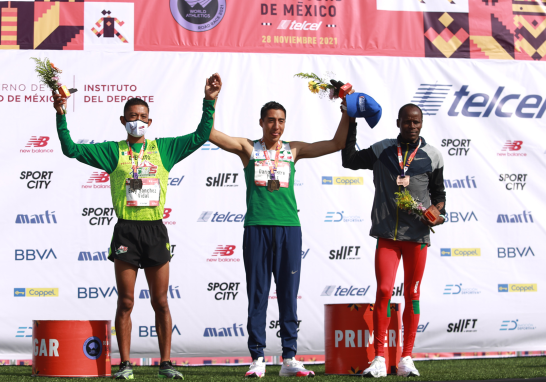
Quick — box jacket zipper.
[394,143,409,241]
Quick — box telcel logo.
[321,285,370,297]
[441,248,480,257]
[498,284,537,293]
[322,176,363,185]
[14,288,59,297]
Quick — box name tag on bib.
[254,161,290,188]
[125,178,160,206]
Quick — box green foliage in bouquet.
[30,57,62,91]
[294,72,334,97]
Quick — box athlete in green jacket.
[52,74,221,380]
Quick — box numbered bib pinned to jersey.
[254,161,290,188]
[125,178,160,206]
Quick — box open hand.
[205,73,222,100]
[52,91,66,115]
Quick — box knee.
[117,296,134,314]
[376,285,392,299]
[151,294,169,313]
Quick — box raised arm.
[209,125,254,167]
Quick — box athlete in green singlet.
[52,74,221,380]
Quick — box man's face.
[397,107,422,143]
[260,109,285,143]
[120,105,152,126]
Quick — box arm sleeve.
[429,166,447,215]
[157,98,215,172]
[56,114,119,173]
[341,122,377,170]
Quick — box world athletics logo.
[170,0,226,32]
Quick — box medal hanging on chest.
[127,140,145,191]
[396,138,421,188]
[261,140,282,192]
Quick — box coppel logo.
[322,176,333,185]
[14,288,59,297]
[441,248,480,257]
[498,284,537,293]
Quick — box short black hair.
[124,98,149,115]
[260,101,286,120]
[398,103,423,120]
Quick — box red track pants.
[373,238,427,358]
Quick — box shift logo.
[14,288,59,297]
[321,285,370,297]
[498,283,537,293]
[444,176,476,189]
[392,283,404,297]
[20,171,53,189]
[15,249,57,261]
[498,247,535,258]
[170,0,226,33]
[83,172,110,189]
[447,319,478,333]
[15,210,57,224]
[498,141,526,157]
[329,246,361,260]
[500,320,536,331]
[411,84,452,116]
[322,176,363,186]
[78,287,118,298]
[139,285,180,299]
[203,323,245,337]
[197,211,245,223]
[441,248,480,257]
[447,85,546,119]
[82,207,115,225]
[207,282,240,300]
[206,173,239,187]
[324,211,364,223]
[443,283,481,295]
[497,211,533,223]
[208,245,239,262]
[21,136,53,153]
[78,251,108,261]
[441,139,471,156]
[270,320,302,338]
[499,174,527,190]
[443,212,478,223]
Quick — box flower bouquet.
[31,57,77,114]
[394,189,437,233]
[294,72,352,100]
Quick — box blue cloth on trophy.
[346,92,382,128]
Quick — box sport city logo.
[206,173,239,187]
[500,320,536,331]
[170,0,226,32]
[21,136,53,154]
[15,249,57,261]
[498,140,526,157]
[83,336,102,360]
[322,176,363,186]
[499,174,527,191]
[441,139,471,156]
[20,171,53,189]
[321,285,370,297]
[329,246,361,260]
[14,288,59,297]
[140,325,181,337]
[15,210,57,224]
[270,320,302,338]
[441,248,480,257]
[207,282,240,300]
[443,284,481,295]
[448,86,546,119]
[411,84,452,116]
[497,211,533,223]
[498,247,535,258]
[498,283,537,293]
[82,207,115,226]
[447,319,478,333]
[444,176,476,189]
[203,323,245,337]
[83,172,110,189]
[78,251,108,261]
[197,211,245,223]
[78,287,118,299]
[324,211,364,223]
[140,285,180,299]
[443,211,478,223]
[208,245,239,262]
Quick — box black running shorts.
[108,219,172,269]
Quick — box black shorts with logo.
[108,219,171,269]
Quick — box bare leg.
[114,259,138,362]
[144,261,171,362]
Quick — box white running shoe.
[397,356,420,377]
[245,357,266,378]
[279,358,315,377]
[362,356,387,378]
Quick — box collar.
[397,134,426,149]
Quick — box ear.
[396,119,400,128]
[259,118,264,128]
[147,118,152,127]
[120,116,126,126]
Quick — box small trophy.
[294,72,352,100]
[424,205,440,224]
[329,79,353,99]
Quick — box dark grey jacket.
[342,123,446,245]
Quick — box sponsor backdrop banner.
[1,0,545,359]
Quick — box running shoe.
[158,361,184,379]
[397,356,420,377]
[362,356,387,378]
[245,357,266,378]
[113,361,134,380]
[279,358,315,377]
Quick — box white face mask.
[125,119,149,138]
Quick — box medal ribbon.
[397,138,421,177]
[126,140,146,179]
[260,140,282,181]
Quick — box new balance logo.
[213,245,236,256]
[411,84,452,116]
[87,172,110,183]
[502,140,523,151]
[25,136,49,148]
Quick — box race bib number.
[125,178,161,206]
[254,161,290,188]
